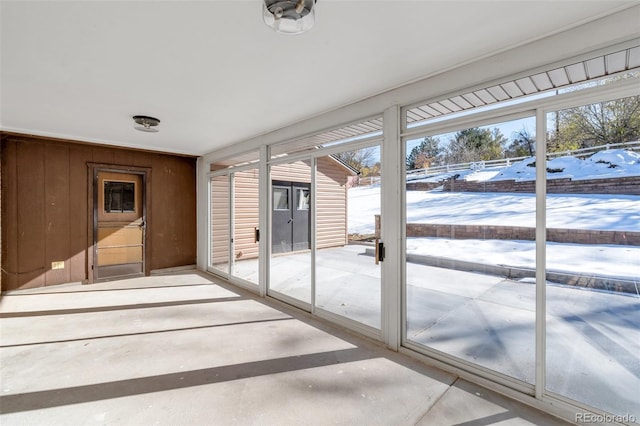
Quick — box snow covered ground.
[491,149,640,181]
[405,238,639,279]
[409,148,640,183]
[348,150,640,280]
[409,191,640,231]
[349,186,640,233]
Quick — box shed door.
[95,171,145,280]
[272,181,310,254]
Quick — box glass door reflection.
[315,147,382,330]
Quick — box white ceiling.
[1,1,637,156]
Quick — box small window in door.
[297,188,310,210]
[104,181,136,213]
[273,187,289,210]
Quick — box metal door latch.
[375,240,385,264]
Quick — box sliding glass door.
[230,168,260,286]
[544,96,640,418]
[404,115,537,384]
[209,164,260,289]
[266,143,383,332]
[210,174,230,277]
[315,146,382,330]
[269,159,313,306]
[402,81,639,418]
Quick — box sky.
[354,115,536,166]
[406,116,536,154]
[358,115,536,166]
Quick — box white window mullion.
[259,145,269,297]
[535,107,547,399]
[381,105,402,351]
[229,173,235,278]
[197,158,209,271]
[311,157,317,313]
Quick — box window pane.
[231,169,259,285]
[315,147,382,330]
[270,162,311,305]
[545,96,640,418]
[273,188,289,210]
[297,188,310,210]
[405,117,536,383]
[210,175,230,276]
[104,181,135,213]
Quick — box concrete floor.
[227,245,640,419]
[0,271,572,426]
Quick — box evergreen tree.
[406,136,441,170]
[445,127,506,163]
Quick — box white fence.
[356,176,381,186]
[404,140,640,182]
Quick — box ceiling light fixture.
[132,115,160,133]
[263,0,317,35]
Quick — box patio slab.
[0,271,572,425]
[256,245,640,419]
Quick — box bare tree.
[333,147,377,173]
[505,128,535,157]
[548,95,640,151]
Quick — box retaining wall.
[439,175,640,195]
[405,223,640,245]
[374,214,640,246]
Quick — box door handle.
[375,239,385,264]
[254,227,260,243]
[287,218,293,224]
[139,221,146,229]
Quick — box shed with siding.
[211,156,356,265]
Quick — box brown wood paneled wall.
[1,133,197,291]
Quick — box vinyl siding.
[210,157,351,265]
